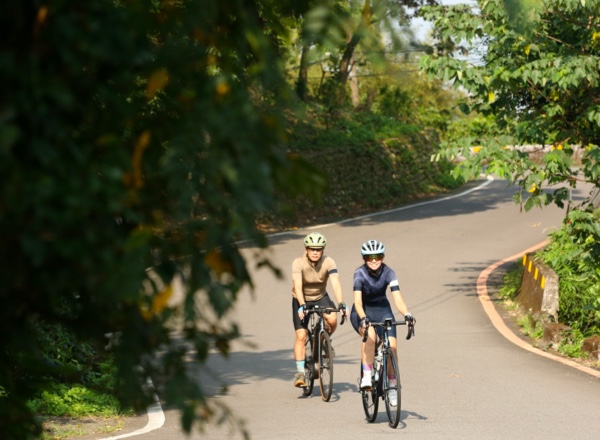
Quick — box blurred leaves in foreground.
[0,0,325,438]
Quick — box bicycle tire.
[384,349,401,428]
[303,331,315,396]
[361,367,379,422]
[318,331,333,401]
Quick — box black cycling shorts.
[350,299,397,339]
[292,294,336,331]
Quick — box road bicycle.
[359,317,415,428]
[301,304,346,402]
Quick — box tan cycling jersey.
[291,254,339,302]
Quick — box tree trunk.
[296,43,310,101]
[333,1,371,105]
[349,62,360,107]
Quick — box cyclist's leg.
[387,336,398,373]
[352,305,376,388]
[292,297,309,386]
[386,336,399,403]
[294,329,308,362]
[362,326,376,364]
[317,293,338,334]
[368,303,396,383]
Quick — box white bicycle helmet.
[304,232,327,248]
[360,239,385,256]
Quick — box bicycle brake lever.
[361,322,369,342]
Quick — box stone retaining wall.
[515,253,559,321]
[515,253,600,360]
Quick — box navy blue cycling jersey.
[353,263,400,306]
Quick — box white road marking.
[99,388,164,439]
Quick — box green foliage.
[537,209,600,336]
[27,385,126,418]
[421,0,600,212]
[267,106,463,228]
[556,328,586,359]
[31,320,96,377]
[497,265,524,300]
[26,319,124,420]
[517,315,544,339]
[2,1,328,438]
[290,0,437,105]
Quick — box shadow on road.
[186,348,358,398]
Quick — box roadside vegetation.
[25,322,131,439]
[496,259,599,366]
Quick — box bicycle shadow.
[297,379,358,402]
[368,408,428,428]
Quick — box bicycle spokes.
[318,331,333,402]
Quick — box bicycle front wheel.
[384,349,401,428]
[361,368,379,422]
[303,332,315,396]
[318,331,333,401]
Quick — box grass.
[41,416,125,440]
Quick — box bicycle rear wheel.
[361,367,379,422]
[318,331,333,401]
[303,331,315,396]
[384,349,401,428]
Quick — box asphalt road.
[109,177,600,440]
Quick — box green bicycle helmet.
[304,232,327,248]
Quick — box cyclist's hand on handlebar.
[360,317,370,342]
[339,302,348,324]
[298,305,306,320]
[405,313,416,340]
[359,317,369,329]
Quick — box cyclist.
[350,239,414,406]
[291,231,347,388]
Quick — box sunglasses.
[307,247,324,252]
[364,254,384,262]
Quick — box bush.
[537,208,600,336]
[26,321,128,419]
[28,384,124,418]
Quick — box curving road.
[115,177,600,440]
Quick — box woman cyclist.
[350,239,414,406]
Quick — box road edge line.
[477,242,600,380]
[268,176,495,237]
[99,384,165,440]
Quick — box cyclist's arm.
[390,289,409,316]
[293,278,306,307]
[329,273,344,305]
[354,289,366,320]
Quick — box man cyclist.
[350,239,414,406]
[291,231,347,388]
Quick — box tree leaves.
[421,0,600,213]
[1,1,326,438]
